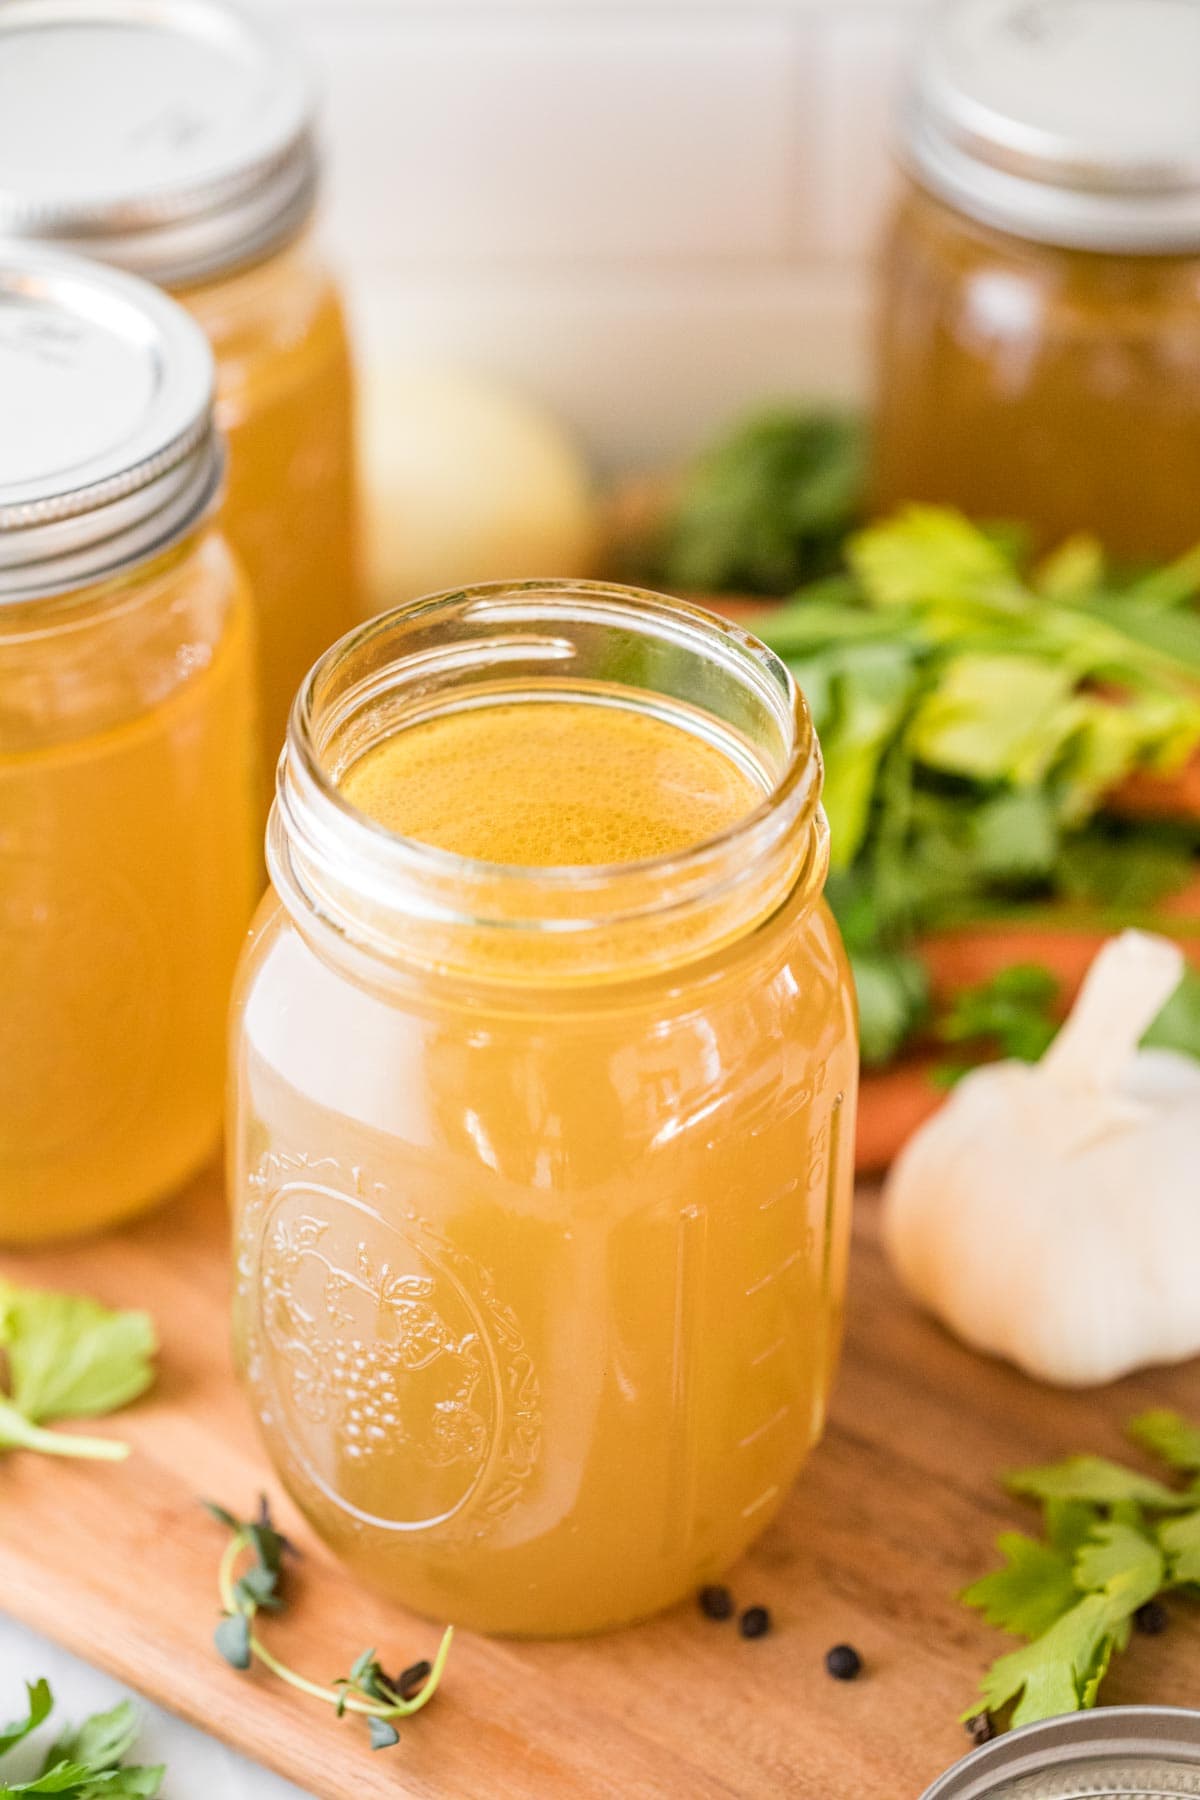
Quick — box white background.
[265,0,931,467]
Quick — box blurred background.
[257,0,911,469]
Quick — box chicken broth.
[231,591,858,1635]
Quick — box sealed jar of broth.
[920,1705,1200,1800]
[0,0,359,767]
[229,582,858,1636]
[0,246,258,1241]
[873,0,1200,560]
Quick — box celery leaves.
[0,1282,156,1462]
[754,506,1200,1066]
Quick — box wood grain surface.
[1,1168,1199,1800]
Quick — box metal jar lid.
[0,0,319,287]
[0,244,222,603]
[904,0,1200,253]
[921,1707,1200,1799]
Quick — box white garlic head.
[882,932,1200,1387]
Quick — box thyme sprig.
[206,1497,453,1752]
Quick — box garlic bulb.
[883,931,1200,1387]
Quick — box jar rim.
[289,579,817,882]
[270,581,827,987]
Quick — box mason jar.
[229,581,858,1637]
[0,0,358,767]
[0,247,258,1242]
[872,0,1200,561]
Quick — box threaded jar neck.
[270,582,827,989]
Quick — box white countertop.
[0,1615,312,1798]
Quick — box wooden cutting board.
[2,1168,1200,1800]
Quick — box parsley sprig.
[931,961,1200,1088]
[0,1682,163,1796]
[932,964,1062,1087]
[207,1498,453,1752]
[0,1282,156,1463]
[963,1408,1200,1731]
[655,409,865,596]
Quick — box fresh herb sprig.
[930,961,1200,1087]
[207,1497,453,1752]
[755,508,1200,1065]
[0,1282,156,1463]
[963,1408,1200,1731]
[0,1682,163,1796]
[659,410,865,597]
[932,964,1062,1087]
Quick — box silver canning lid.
[0,0,318,287]
[921,1706,1200,1799]
[905,0,1200,252]
[0,244,221,603]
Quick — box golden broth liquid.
[0,546,258,1240]
[184,248,358,774]
[234,696,855,1635]
[341,702,760,864]
[872,183,1200,559]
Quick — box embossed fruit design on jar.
[229,583,858,1636]
[245,1166,537,1540]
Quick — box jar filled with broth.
[229,582,858,1636]
[872,0,1200,560]
[0,0,359,767]
[0,246,258,1241]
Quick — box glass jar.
[181,235,356,769]
[0,247,258,1242]
[0,0,359,768]
[872,0,1200,561]
[229,581,858,1638]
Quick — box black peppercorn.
[1135,1599,1169,1636]
[698,1584,735,1621]
[965,1713,994,1747]
[824,1643,862,1680]
[739,1605,771,1639]
[394,1659,432,1701]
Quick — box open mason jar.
[0,0,359,767]
[0,247,258,1241]
[229,582,858,1637]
